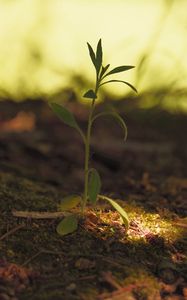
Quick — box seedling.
[50,39,137,235]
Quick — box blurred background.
[0,0,186,111]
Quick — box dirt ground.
[0,98,186,300]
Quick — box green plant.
[50,39,137,235]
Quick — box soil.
[0,98,186,300]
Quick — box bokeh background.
[0,0,186,111]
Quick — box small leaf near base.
[83,90,97,99]
[56,215,78,236]
[59,195,81,211]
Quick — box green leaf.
[99,196,129,229]
[49,103,86,143]
[104,65,135,77]
[99,80,137,93]
[88,169,101,204]
[83,89,97,99]
[92,111,128,141]
[100,64,110,79]
[95,39,103,74]
[59,195,81,211]
[87,42,96,69]
[56,214,78,235]
[50,103,79,129]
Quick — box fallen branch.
[12,195,120,220]
[12,210,70,219]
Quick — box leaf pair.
[99,64,137,93]
[57,194,81,235]
[57,169,101,235]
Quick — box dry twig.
[0,224,25,241]
[12,210,70,219]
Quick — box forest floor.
[0,99,186,300]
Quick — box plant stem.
[82,103,93,214]
[82,79,99,214]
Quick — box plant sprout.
[50,39,137,235]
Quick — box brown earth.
[0,99,186,300]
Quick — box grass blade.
[99,195,129,230]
